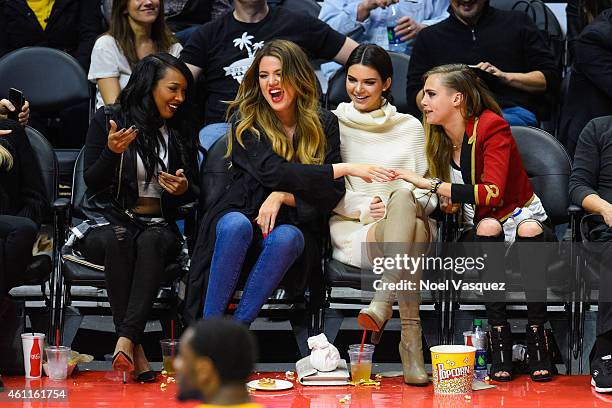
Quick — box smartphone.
[7,88,24,121]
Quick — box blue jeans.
[502,106,538,127]
[203,212,305,324]
[198,122,231,164]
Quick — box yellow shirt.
[27,0,55,30]
[197,404,263,408]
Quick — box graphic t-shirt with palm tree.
[180,6,346,125]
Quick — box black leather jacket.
[83,106,199,221]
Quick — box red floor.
[0,371,608,407]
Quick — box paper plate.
[247,379,294,391]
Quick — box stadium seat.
[0,47,92,189]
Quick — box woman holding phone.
[79,53,198,383]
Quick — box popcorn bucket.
[430,345,476,394]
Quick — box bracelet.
[429,178,443,193]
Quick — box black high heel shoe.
[112,351,134,384]
[488,324,514,382]
[133,370,157,383]
[526,324,557,382]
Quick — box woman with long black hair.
[79,52,198,383]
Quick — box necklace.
[452,144,461,150]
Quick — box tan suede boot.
[398,302,428,386]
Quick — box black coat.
[0,119,47,225]
[0,0,102,70]
[559,9,612,158]
[83,106,199,222]
[182,109,345,324]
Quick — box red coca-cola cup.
[21,333,45,379]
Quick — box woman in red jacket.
[393,64,557,383]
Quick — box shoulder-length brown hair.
[423,64,502,181]
[109,0,176,68]
[226,39,326,165]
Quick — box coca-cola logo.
[436,363,470,381]
[30,353,41,359]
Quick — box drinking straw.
[358,329,367,364]
[171,320,175,357]
[56,328,60,363]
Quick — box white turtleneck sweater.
[330,101,437,268]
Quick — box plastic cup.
[160,339,180,374]
[430,345,476,394]
[21,333,45,379]
[463,331,474,346]
[45,346,71,380]
[348,344,375,383]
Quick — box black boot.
[488,324,513,382]
[525,324,556,382]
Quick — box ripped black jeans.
[78,224,181,344]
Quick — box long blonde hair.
[423,64,502,181]
[0,143,13,171]
[226,39,326,165]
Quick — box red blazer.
[451,109,535,224]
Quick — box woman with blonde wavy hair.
[184,39,392,325]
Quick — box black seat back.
[69,149,88,222]
[511,126,571,225]
[200,135,231,211]
[25,126,58,208]
[0,47,90,114]
[489,0,564,69]
[326,52,411,113]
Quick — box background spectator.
[180,0,358,151]
[89,0,183,109]
[175,318,261,407]
[566,0,612,64]
[406,0,560,126]
[319,0,448,79]
[559,8,612,158]
[0,0,103,71]
[569,116,612,394]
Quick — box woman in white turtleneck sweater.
[330,44,436,386]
